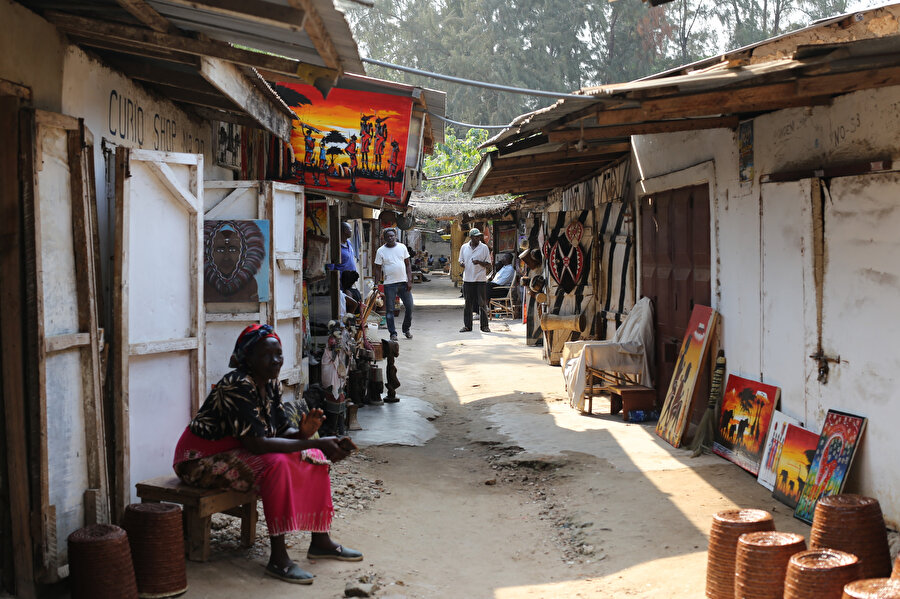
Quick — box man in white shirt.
[374,228,414,341]
[488,253,515,298]
[457,228,492,333]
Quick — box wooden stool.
[610,384,656,421]
[135,476,258,562]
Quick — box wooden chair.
[489,277,517,320]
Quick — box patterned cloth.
[189,370,290,440]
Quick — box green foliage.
[422,127,490,191]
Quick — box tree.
[422,126,489,191]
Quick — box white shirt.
[492,264,515,286]
[458,241,491,282]
[375,242,410,285]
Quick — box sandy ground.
[180,274,815,599]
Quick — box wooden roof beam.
[545,117,739,142]
[47,12,309,78]
[157,0,307,31]
[289,0,343,73]
[492,142,631,166]
[114,0,180,34]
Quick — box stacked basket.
[122,503,188,598]
[810,495,892,579]
[784,549,860,599]
[735,531,807,599]
[67,524,139,599]
[706,509,775,599]
[842,578,900,598]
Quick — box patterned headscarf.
[229,324,281,368]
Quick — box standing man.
[374,228,414,341]
[327,222,356,273]
[458,228,492,333]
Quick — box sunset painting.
[772,423,819,509]
[275,82,414,203]
[712,375,781,475]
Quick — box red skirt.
[173,427,334,536]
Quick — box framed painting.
[794,410,867,523]
[203,219,270,303]
[757,411,800,491]
[656,305,718,448]
[772,424,820,509]
[712,375,781,475]
[276,82,414,203]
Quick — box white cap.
[468,227,481,237]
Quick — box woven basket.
[67,524,139,599]
[122,503,188,598]
[842,578,900,598]
[811,495,892,579]
[706,509,775,599]
[735,531,807,599]
[784,548,860,599]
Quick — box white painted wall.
[632,84,900,524]
[0,0,65,110]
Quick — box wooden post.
[329,202,340,319]
[112,147,131,522]
[0,95,37,599]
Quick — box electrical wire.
[362,57,588,100]
[426,111,509,130]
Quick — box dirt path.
[186,275,810,598]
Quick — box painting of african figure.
[794,410,866,523]
[203,219,270,303]
[656,305,718,448]
[712,375,781,475]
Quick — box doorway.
[640,184,711,407]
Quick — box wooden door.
[640,184,711,407]
[112,148,204,517]
[26,110,107,580]
[203,181,305,402]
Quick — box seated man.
[488,253,516,298]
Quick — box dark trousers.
[462,281,489,330]
[383,282,413,335]
[489,282,510,299]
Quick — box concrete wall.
[632,84,900,524]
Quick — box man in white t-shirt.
[374,228,414,341]
[457,228,492,333]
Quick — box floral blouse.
[189,369,290,440]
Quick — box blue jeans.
[383,282,413,335]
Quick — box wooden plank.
[265,183,276,325]
[67,126,110,523]
[279,366,303,386]
[47,13,306,77]
[546,117,740,143]
[27,110,53,581]
[113,0,179,34]
[159,0,306,30]
[276,258,302,271]
[34,110,79,131]
[145,161,199,213]
[275,251,302,260]
[276,309,303,320]
[64,33,199,65]
[0,95,37,599]
[130,149,199,165]
[492,143,631,167]
[190,106,262,130]
[44,333,90,353]
[272,181,303,193]
[129,337,199,356]
[204,180,258,189]
[190,158,206,416]
[112,147,131,522]
[0,79,31,100]
[796,65,900,97]
[205,312,260,322]
[289,0,343,73]
[293,189,304,385]
[205,187,249,218]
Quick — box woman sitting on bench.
[173,324,361,585]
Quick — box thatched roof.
[408,190,518,219]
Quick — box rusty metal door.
[641,184,711,406]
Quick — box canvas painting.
[656,305,718,448]
[204,220,270,303]
[757,411,800,491]
[794,410,867,523]
[772,424,820,509]
[276,82,414,203]
[712,375,781,475]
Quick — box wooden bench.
[584,381,656,421]
[135,476,258,562]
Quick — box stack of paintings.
[772,424,820,509]
[712,376,780,475]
